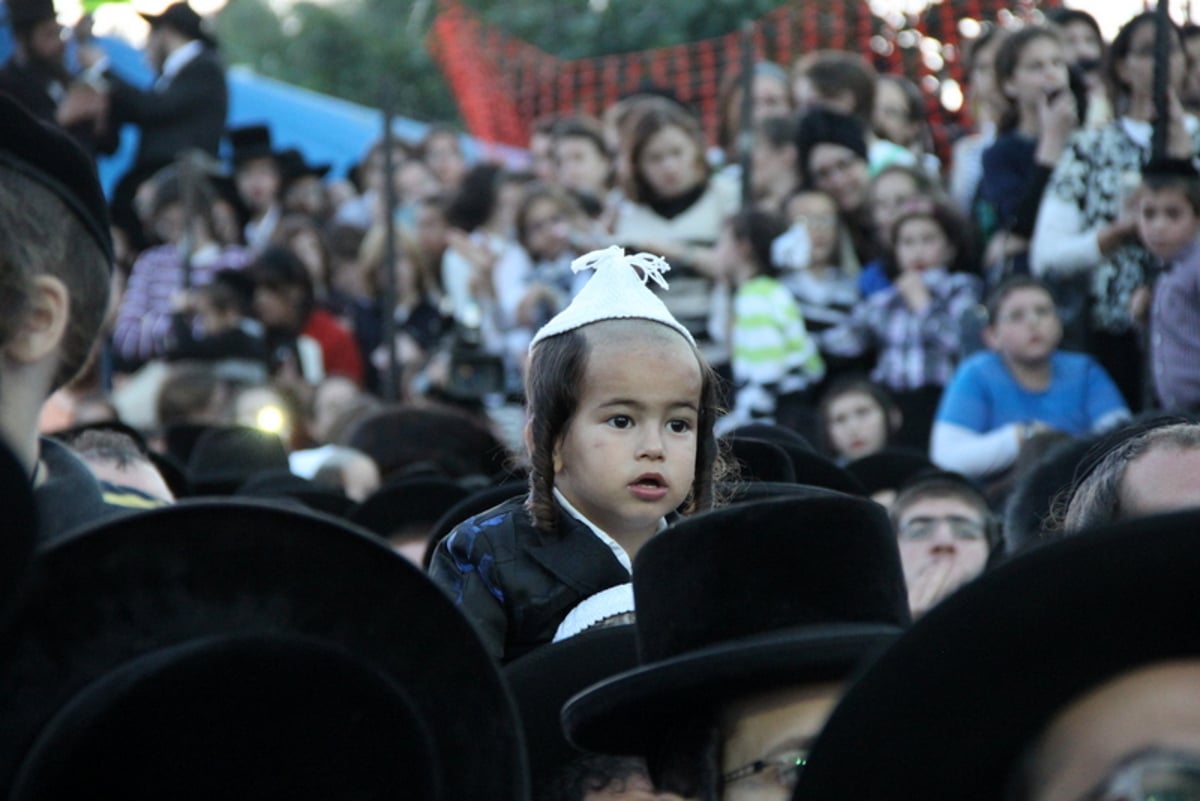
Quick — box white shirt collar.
[161,40,204,82]
[552,487,668,575]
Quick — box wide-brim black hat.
[506,625,639,794]
[845,447,935,496]
[723,435,797,483]
[792,508,1200,801]
[186,425,289,496]
[349,475,472,542]
[278,148,332,184]
[0,499,527,799]
[139,1,215,47]
[227,124,278,166]
[563,493,910,757]
[6,0,55,30]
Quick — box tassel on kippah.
[529,246,696,350]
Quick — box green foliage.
[213,0,789,126]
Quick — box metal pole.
[1152,0,1171,160]
[738,21,755,209]
[380,102,402,402]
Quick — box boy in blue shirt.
[931,276,1130,480]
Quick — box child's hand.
[1036,89,1078,161]
[896,271,931,313]
[1129,285,1152,325]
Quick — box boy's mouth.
[629,474,669,501]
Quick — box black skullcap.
[795,108,869,183]
[0,92,114,267]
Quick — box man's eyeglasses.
[897,516,986,542]
[1077,748,1200,801]
[722,750,807,793]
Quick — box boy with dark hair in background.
[1134,161,1200,412]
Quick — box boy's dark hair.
[200,270,253,318]
[538,755,655,801]
[886,198,976,275]
[68,429,150,469]
[0,166,111,391]
[816,374,901,455]
[728,208,786,279]
[1141,165,1200,215]
[986,275,1055,324]
[524,325,724,534]
[793,50,878,121]
[551,115,610,159]
[445,163,504,232]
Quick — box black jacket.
[427,495,629,663]
[107,46,227,169]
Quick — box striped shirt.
[723,275,825,431]
[820,268,982,392]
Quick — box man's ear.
[5,276,68,366]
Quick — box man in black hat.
[77,0,227,246]
[229,124,283,251]
[563,492,910,801]
[0,0,113,153]
[792,508,1200,801]
[0,92,121,540]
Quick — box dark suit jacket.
[106,45,227,168]
[0,57,118,155]
[427,495,631,663]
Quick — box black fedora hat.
[228,124,279,167]
[6,0,56,32]
[723,435,797,483]
[350,475,472,542]
[186,425,289,496]
[139,1,216,47]
[0,499,527,799]
[0,91,113,266]
[563,492,910,758]
[845,447,935,497]
[506,625,639,794]
[279,147,332,183]
[789,448,866,496]
[791,508,1200,801]
[235,468,355,518]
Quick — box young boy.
[0,93,120,540]
[1134,160,1200,412]
[931,276,1130,480]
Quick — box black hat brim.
[793,508,1200,801]
[0,498,527,798]
[564,623,901,757]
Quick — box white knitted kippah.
[528,245,696,351]
[552,583,635,642]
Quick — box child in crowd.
[821,200,982,451]
[429,247,723,662]
[931,275,1129,480]
[818,375,903,462]
[1134,161,1200,413]
[714,209,825,435]
[778,188,860,334]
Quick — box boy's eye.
[608,415,633,429]
[667,419,693,434]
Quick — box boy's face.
[987,287,1062,366]
[1138,186,1200,261]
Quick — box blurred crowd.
[5,0,1200,799]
